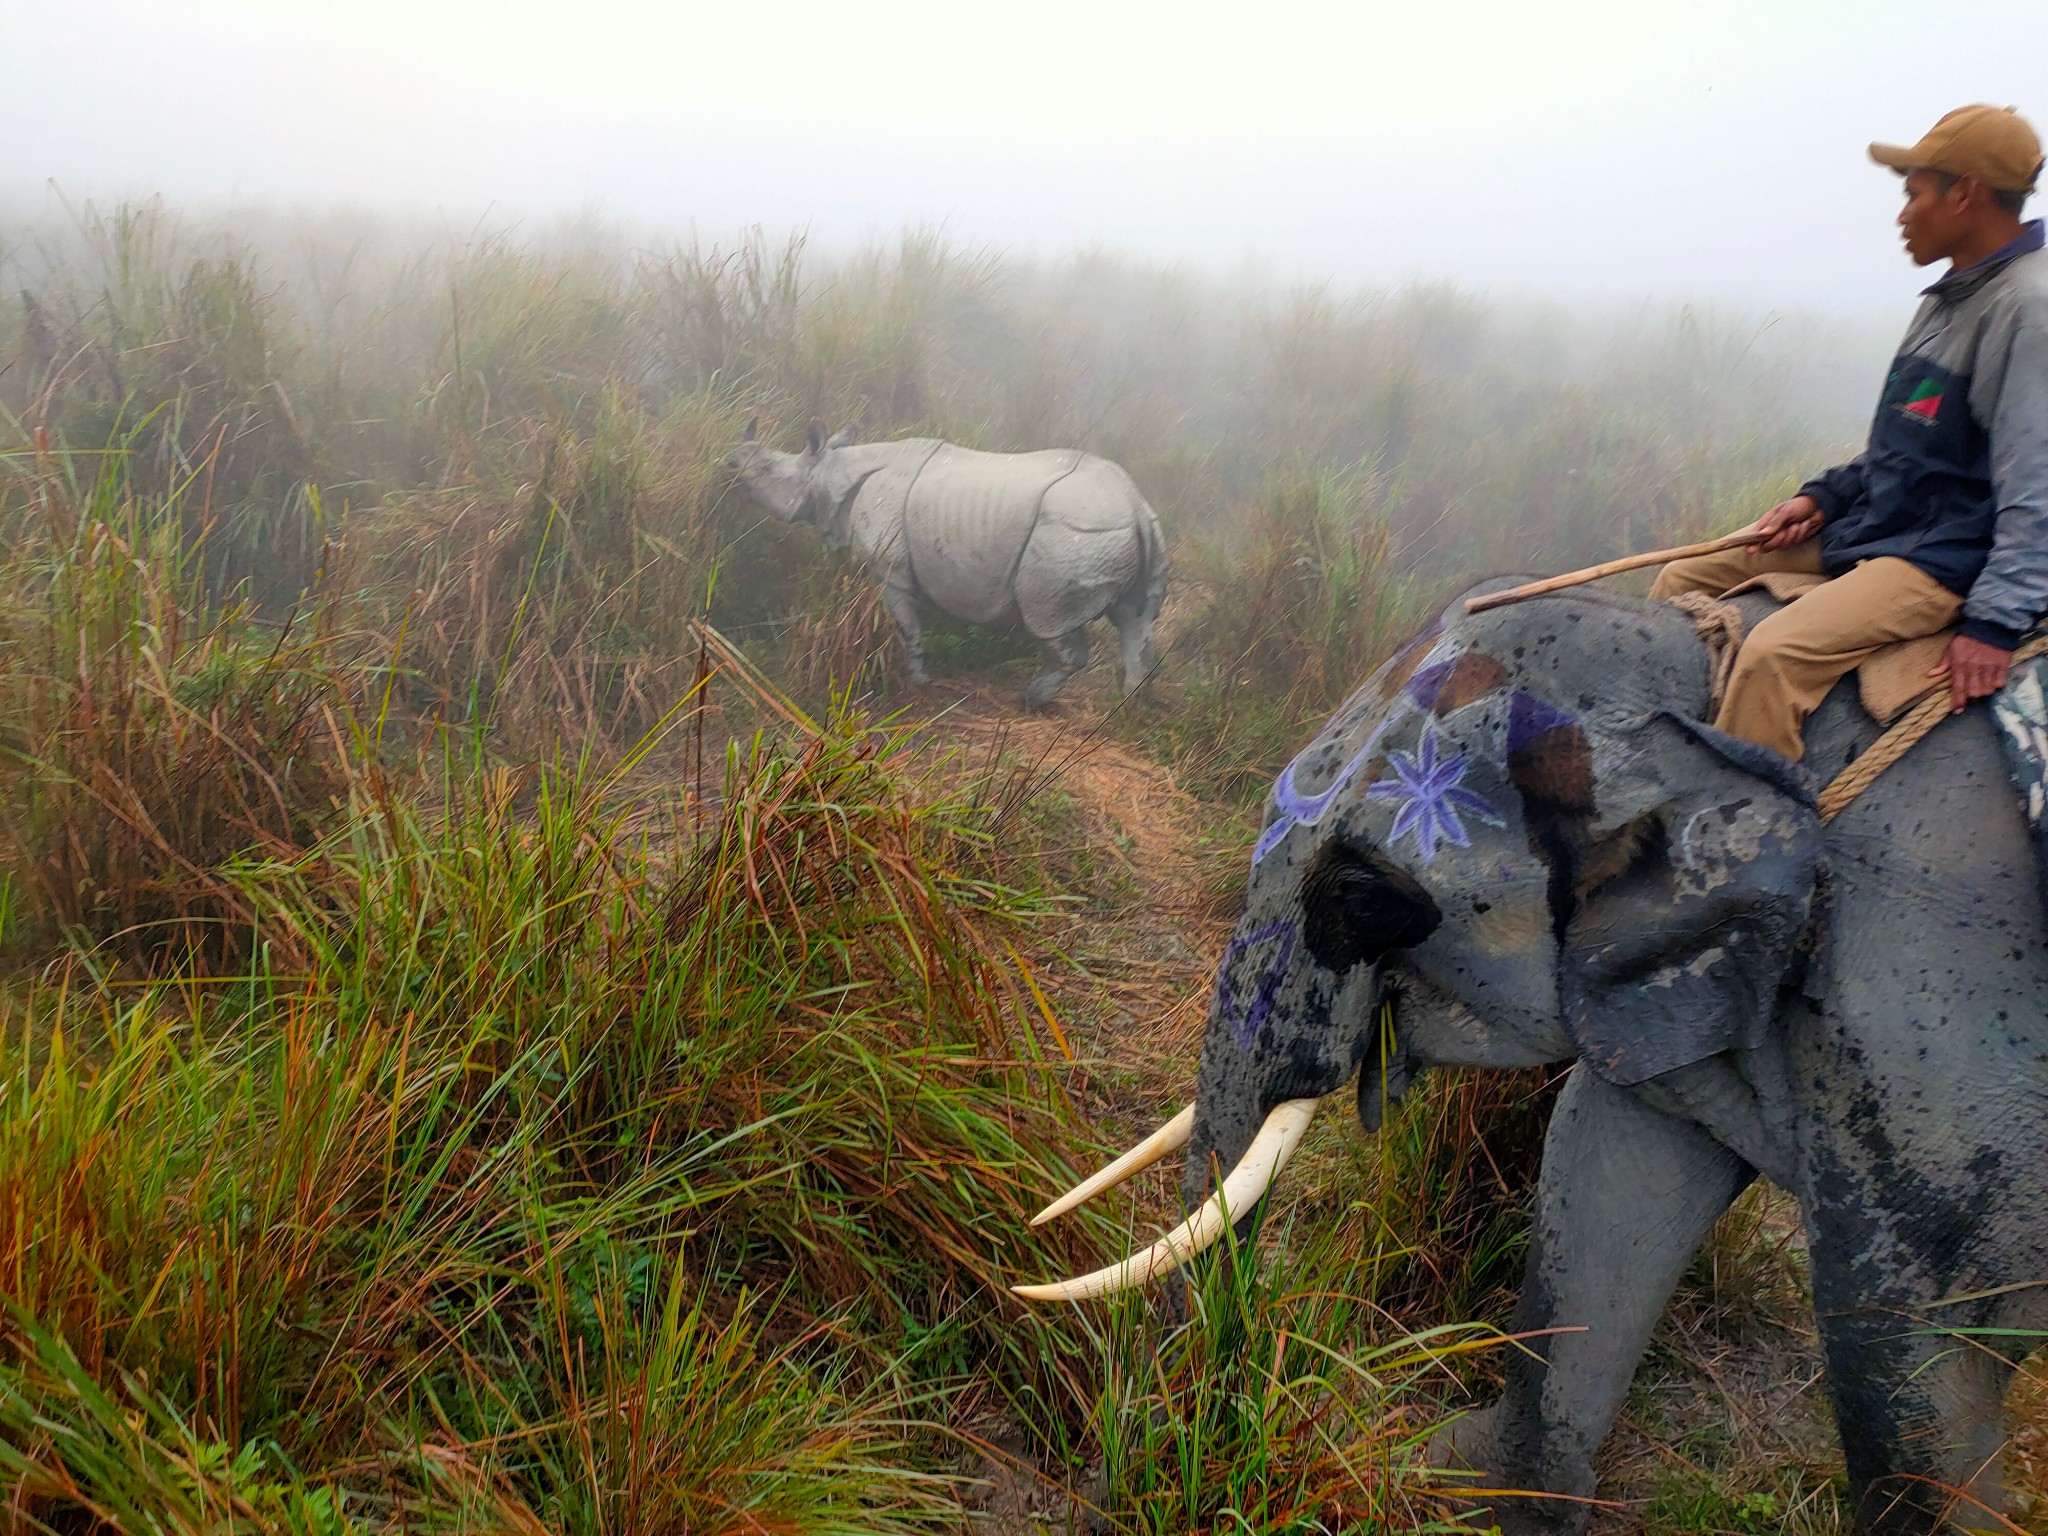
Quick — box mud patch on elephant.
[1410,650,1510,715]
[1374,619,1445,701]
[1508,721,1594,817]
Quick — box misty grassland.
[0,197,1992,1533]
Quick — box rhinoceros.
[725,421,1167,706]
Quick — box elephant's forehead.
[1277,642,1567,804]
[1271,596,1705,811]
[1464,594,1712,702]
[1251,620,1655,883]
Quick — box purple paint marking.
[1252,637,1536,872]
[1253,716,1399,866]
[1215,919,1299,1049]
[1365,720,1504,862]
[1507,690,1576,755]
[1405,658,1454,711]
[1252,815,1293,864]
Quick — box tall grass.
[1056,1222,1505,1533]
[5,197,1867,762]
[0,194,1891,1528]
[0,430,355,966]
[1154,469,1421,796]
[0,658,1099,1526]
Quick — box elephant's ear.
[1557,715,1820,1087]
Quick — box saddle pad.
[1716,569,1953,726]
[1990,654,2048,924]
[1993,656,2048,827]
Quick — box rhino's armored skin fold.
[725,422,1167,707]
[1017,583,2048,1536]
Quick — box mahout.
[725,420,1167,707]
[1017,584,2048,1535]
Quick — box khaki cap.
[1869,103,2043,192]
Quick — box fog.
[10,0,2047,315]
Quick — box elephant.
[724,421,1167,707]
[1014,581,2048,1534]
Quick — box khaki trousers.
[1648,538,1962,762]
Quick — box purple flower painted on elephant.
[1367,720,1504,862]
[1215,919,1298,1048]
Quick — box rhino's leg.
[1023,629,1088,710]
[882,567,929,685]
[1108,509,1164,695]
[1433,1065,1753,1534]
[1108,590,1158,696]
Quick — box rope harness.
[1813,631,2048,823]
[1670,591,1746,718]
[1675,594,2048,824]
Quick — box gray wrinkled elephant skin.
[1176,584,2047,1534]
[726,422,1167,707]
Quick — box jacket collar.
[1923,219,2045,299]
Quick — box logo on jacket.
[1899,377,1944,423]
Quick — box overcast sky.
[8,0,2047,315]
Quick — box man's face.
[1897,168,1973,266]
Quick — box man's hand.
[1753,494,1825,552]
[1930,633,2015,713]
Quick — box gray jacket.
[1800,222,2048,649]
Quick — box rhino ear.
[743,417,758,442]
[1555,715,1819,1086]
[805,420,828,456]
[826,427,856,450]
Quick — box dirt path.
[915,677,1233,1101]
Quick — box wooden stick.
[1463,529,1768,615]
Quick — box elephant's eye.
[1300,841,1441,972]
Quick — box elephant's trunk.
[1009,1098,1317,1302]
[1011,835,1436,1303]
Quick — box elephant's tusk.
[1029,1104,1195,1227]
[1011,1099,1317,1303]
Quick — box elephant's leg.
[1435,1065,1755,1535]
[1108,589,1158,696]
[1023,628,1089,709]
[1821,1308,2015,1535]
[1630,1055,1802,1194]
[881,568,929,685]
